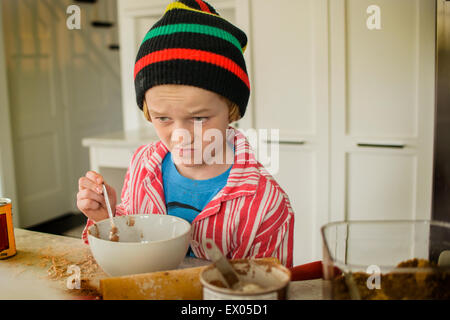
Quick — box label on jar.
[0,198,16,259]
[0,213,9,252]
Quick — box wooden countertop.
[0,229,323,300]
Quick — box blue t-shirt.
[162,152,232,224]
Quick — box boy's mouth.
[173,145,196,151]
[173,146,199,156]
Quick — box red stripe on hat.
[134,48,250,89]
[194,0,211,13]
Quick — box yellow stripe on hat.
[164,2,220,17]
[164,2,247,53]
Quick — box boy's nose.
[171,126,195,146]
[172,122,203,144]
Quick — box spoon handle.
[102,184,115,226]
[204,239,240,288]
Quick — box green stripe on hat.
[141,23,243,52]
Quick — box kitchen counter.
[82,127,159,149]
[0,229,323,300]
[81,128,161,193]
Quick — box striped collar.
[143,127,261,202]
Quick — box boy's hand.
[77,171,117,222]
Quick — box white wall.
[0,1,20,227]
[1,0,123,226]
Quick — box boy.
[77,0,294,267]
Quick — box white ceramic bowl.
[87,214,191,277]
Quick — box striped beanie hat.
[134,0,250,117]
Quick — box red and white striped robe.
[82,127,294,267]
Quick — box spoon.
[203,239,240,289]
[102,184,119,242]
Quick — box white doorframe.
[0,1,20,227]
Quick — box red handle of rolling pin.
[289,261,342,281]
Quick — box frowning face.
[144,84,232,168]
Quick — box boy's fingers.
[78,199,101,211]
[78,177,103,194]
[86,171,104,185]
[77,189,106,207]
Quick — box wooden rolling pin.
[100,257,279,300]
[100,266,206,300]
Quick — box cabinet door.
[261,144,319,265]
[3,0,72,227]
[251,0,329,264]
[117,0,164,132]
[329,0,436,222]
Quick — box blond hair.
[142,96,241,123]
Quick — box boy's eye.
[157,117,170,122]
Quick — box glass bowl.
[321,220,450,300]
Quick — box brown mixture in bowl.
[332,258,450,300]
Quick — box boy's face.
[145,84,231,168]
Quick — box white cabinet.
[328,0,436,224]
[251,0,330,264]
[250,0,435,265]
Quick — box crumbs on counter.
[38,247,104,298]
[332,258,450,300]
